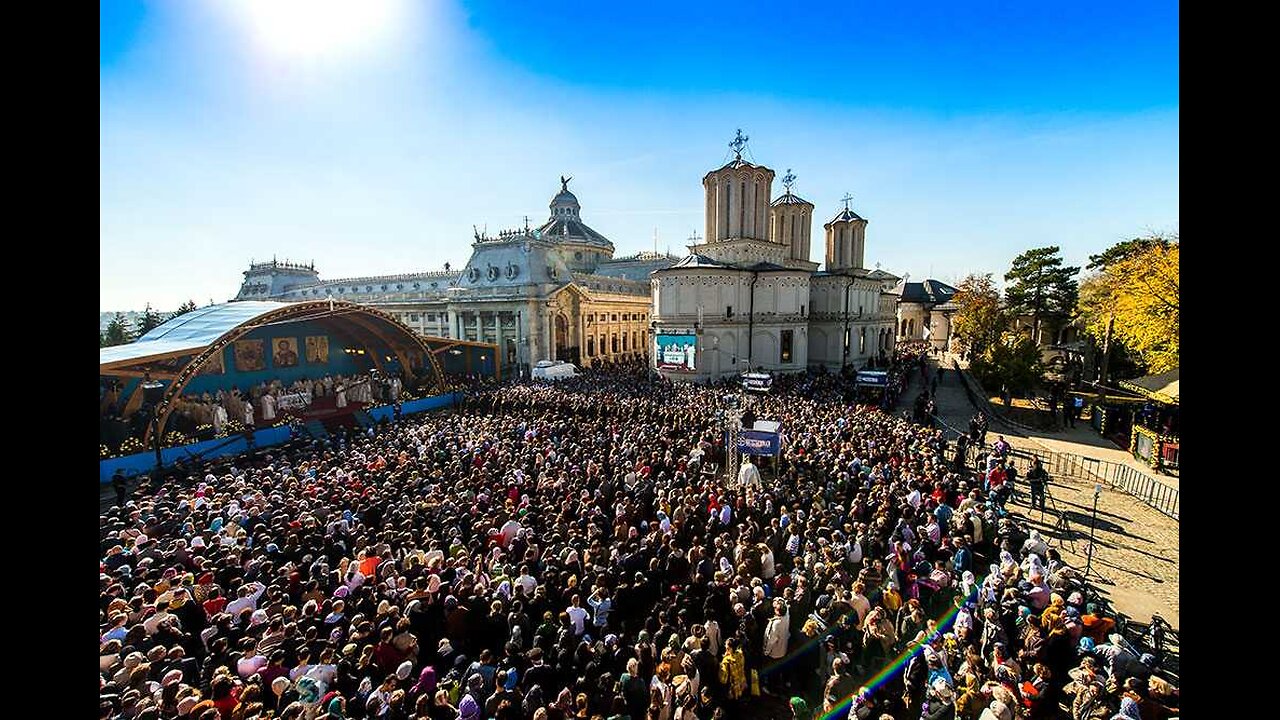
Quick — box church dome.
[550,176,581,218]
[537,176,615,256]
[551,188,579,208]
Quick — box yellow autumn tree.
[1077,238,1179,373]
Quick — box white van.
[531,360,580,381]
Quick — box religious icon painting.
[305,335,330,364]
[233,339,266,372]
[198,347,226,375]
[273,337,300,367]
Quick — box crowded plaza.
[98,352,1178,720]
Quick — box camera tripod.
[1039,485,1077,554]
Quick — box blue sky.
[100,0,1178,311]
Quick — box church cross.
[729,129,749,159]
[782,169,796,194]
[841,193,854,210]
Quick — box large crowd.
[99,356,1179,720]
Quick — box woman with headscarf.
[1111,695,1141,720]
[998,552,1019,585]
[456,692,482,720]
[1021,530,1048,560]
[958,571,977,603]
[953,670,983,720]
[718,637,747,702]
[408,668,437,706]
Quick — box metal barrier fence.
[946,357,1179,520]
[1000,446,1179,520]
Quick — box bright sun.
[234,0,407,62]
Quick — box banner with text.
[737,429,781,455]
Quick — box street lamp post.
[1085,483,1102,578]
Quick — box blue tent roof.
[100,302,291,367]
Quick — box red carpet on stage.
[275,396,372,430]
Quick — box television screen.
[655,333,697,371]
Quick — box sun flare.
[234,0,407,62]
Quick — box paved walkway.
[937,353,1178,488]
[923,353,1180,629]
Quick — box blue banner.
[738,429,781,455]
[856,371,888,387]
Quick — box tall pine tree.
[102,312,134,347]
[137,303,166,336]
[1003,246,1079,345]
[169,300,198,321]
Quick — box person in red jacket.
[373,626,404,675]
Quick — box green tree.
[951,273,1009,358]
[1086,235,1173,272]
[1004,246,1079,345]
[169,299,199,321]
[137,303,165,336]
[102,312,134,347]
[970,331,1044,398]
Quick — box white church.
[651,131,899,381]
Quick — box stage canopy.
[1119,368,1179,405]
[100,301,451,443]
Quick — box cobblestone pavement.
[924,355,1180,630]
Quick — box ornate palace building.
[651,131,899,381]
[233,179,678,373]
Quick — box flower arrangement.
[119,437,145,456]
[100,444,111,459]
[164,431,189,448]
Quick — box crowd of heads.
[99,355,1177,720]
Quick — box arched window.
[612,334,619,353]
[587,336,595,356]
